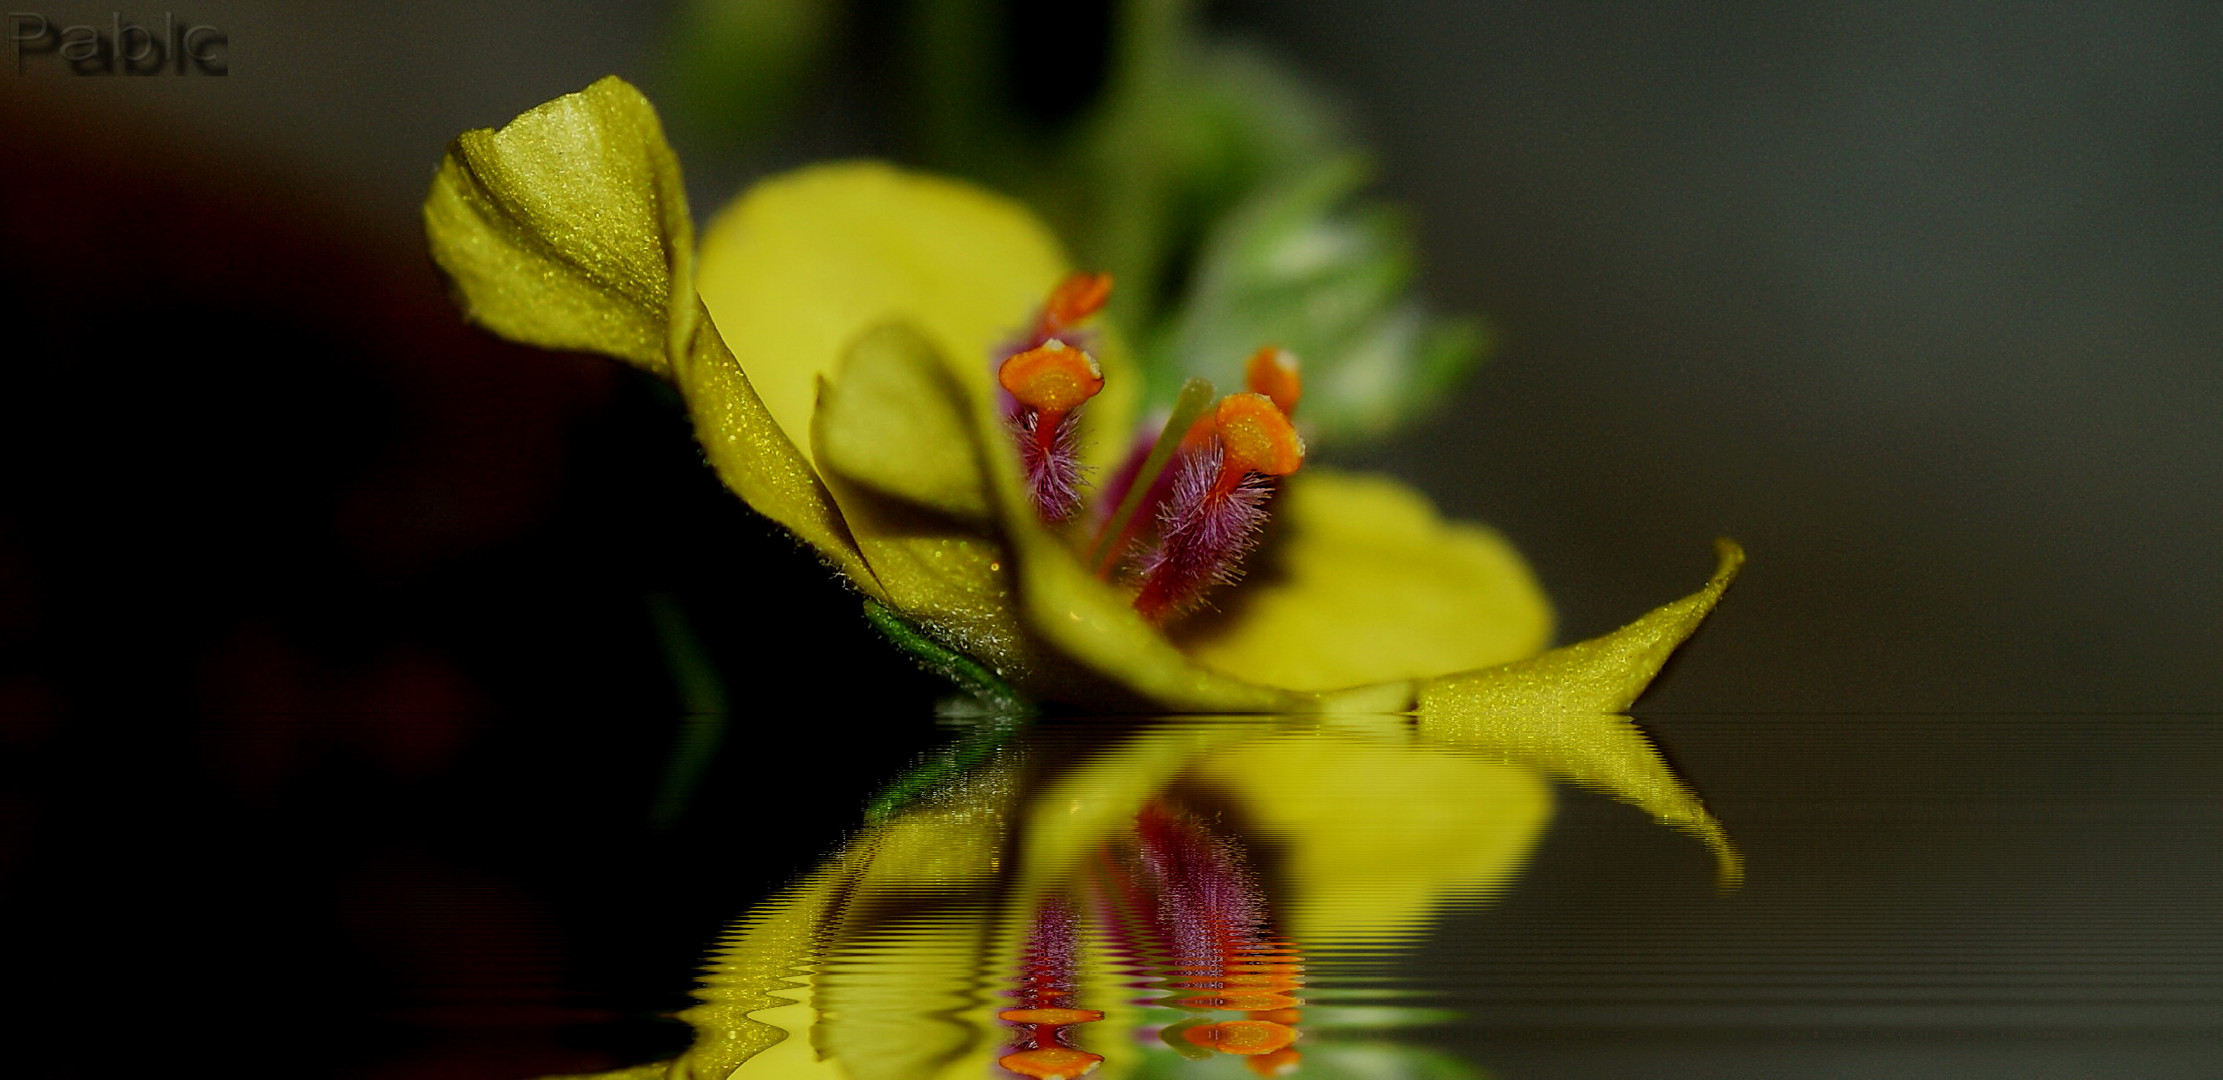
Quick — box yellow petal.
[674,300,877,592]
[813,323,991,522]
[426,79,875,586]
[424,76,691,376]
[1420,539,1744,716]
[695,162,1136,471]
[1170,470,1554,691]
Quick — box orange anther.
[1043,271,1114,329]
[999,1007,1105,1025]
[1243,346,1302,416]
[1181,1020,1297,1056]
[1213,393,1305,477]
[998,1046,1104,1080]
[999,339,1105,414]
[1245,1047,1303,1076]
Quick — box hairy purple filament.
[1136,804,1272,966]
[1133,444,1272,621]
[1012,407,1090,523]
[1010,898,1082,1010]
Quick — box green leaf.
[1146,157,1490,443]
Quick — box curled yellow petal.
[1171,470,1554,692]
[425,78,876,588]
[424,75,692,375]
[674,300,877,592]
[813,322,991,522]
[1420,539,1744,716]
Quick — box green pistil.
[1089,376,1218,574]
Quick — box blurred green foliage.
[660,0,1486,446]
[660,0,841,148]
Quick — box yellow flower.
[424,77,1741,714]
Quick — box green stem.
[861,599,1031,715]
[861,713,1030,823]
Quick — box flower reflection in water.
[596,711,1732,1080]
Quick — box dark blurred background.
[1,3,2217,1078]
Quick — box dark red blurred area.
[0,93,942,1079]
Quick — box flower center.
[996,275,1308,621]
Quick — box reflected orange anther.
[1181,1020,1297,1056]
[1000,340,1105,415]
[1224,971,1301,988]
[1246,1007,1303,1026]
[1243,346,1302,416]
[1044,272,1114,330]
[1177,991,1300,1011]
[1245,1047,1303,1077]
[999,1046,1104,1080]
[1213,393,1305,477]
[999,1007,1105,1025]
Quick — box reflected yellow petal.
[1187,732,1553,948]
[674,853,861,1080]
[425,76,691,376]
[1419,711,1742,887]
[1172,470,1554,691]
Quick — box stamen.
[1131,444,1269,623]
[1243,346,1302,416]
[1131,395,1305,622]
[1000,340,1104,523]
[1000,339,1105,416]
[1089,377,1216,574]
[1041,271,1113,335]
[1212,393,1305,479]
